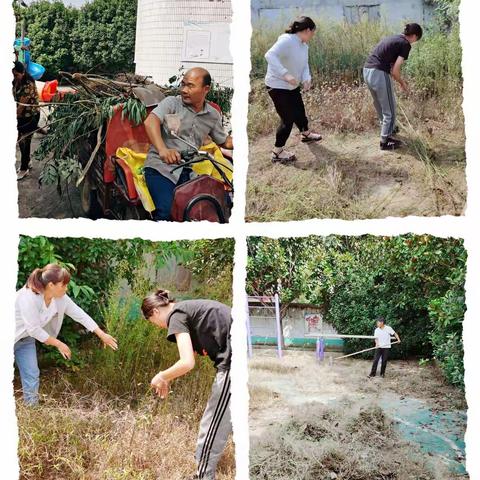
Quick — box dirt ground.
[16,136,85,219]
[246,129,466,222]
[249,349,467,480]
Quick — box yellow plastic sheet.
[193,142,233,183]
[115,143,233,212]
[115,147,156,212]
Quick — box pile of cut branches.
[35,72,172,192]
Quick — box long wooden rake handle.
[335,340,401,361]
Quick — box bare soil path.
[16,136,85,219]
[246,130,466,222]
[249,349,467,479]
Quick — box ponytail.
[141,289,175,319]
[286,16,316,34]
[26,264,71,294]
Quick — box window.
[344,4,381,23]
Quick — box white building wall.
[135,0,233,87]
[249,304,337,340]
[251,0,433,27]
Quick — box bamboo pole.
[335,340,400,361]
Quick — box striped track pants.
[196,369,232,480]
[363,67,397,141]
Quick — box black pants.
[17,113,40,171]
[267,87,309,148]
[370,348,390,377]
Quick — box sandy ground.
[16,136,85,218]
[249,349,467,479]
[246,129,466,222]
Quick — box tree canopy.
[14,0,137,79]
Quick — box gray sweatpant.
[363,67,396,141]
[196,369,232,480]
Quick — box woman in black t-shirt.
[142,289,232,480]
[363,23,423,150]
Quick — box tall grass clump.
[75,272,216,415]
[251,18,462,96]
[405,24,462,96]
[251,19,391,82]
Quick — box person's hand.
[151,372,170,399]
[284,74,298,87]
[302,80,312,92]
[99,332,118,351]
[57,342,72,360]
[400,80,409,93]
[159,148,181,165]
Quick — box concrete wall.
[251,0,433,27]
[135,0,233,87]
[249,302,342,348]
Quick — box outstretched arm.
[64,295,117,351]
[151,332,196,398]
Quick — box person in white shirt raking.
[368,317,401,378]
[15,264,118,405]
[264,16,322,164]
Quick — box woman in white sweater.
[15,264,118,405]
[265,16,322,163]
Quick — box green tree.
[71,0,137,74]
[14,0,78,79]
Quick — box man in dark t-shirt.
[142,291,232,480]
[363,23,423,151]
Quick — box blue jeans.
[14,337,40,405]
[144,167,191,221]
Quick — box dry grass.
[248,350,467,480]
[250,402,440,480]
[17,392,235,480]
[249,361,299,375]
[247,80,466,222]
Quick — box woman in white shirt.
[15,264,118,405]
[264,16,322,164]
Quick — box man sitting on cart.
[144,67,234,221]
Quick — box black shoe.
[368,374,375,378]
[380,137,402,151]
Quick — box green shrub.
[428,277,466,388]
[404,24,462,95]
